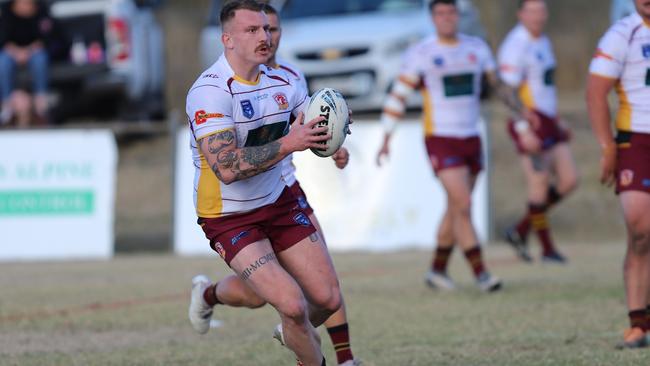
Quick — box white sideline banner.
[174,120,488,255]
[0,130,117,261]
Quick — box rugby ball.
[304,88,350,157]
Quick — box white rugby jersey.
[275,58,308,188]
[498,24,557,117]
[590,13,650,134]
[399,34,495,138]
[186,54,308,218]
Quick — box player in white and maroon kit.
[498,0,578,264]
[587,0,650,349]
[186,2,344,365]
[376,0,502,293]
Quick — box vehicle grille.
[295,47,370,61]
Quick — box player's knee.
[307,281,341,314]
[559,173,579,195]
[276,296,309,322]
[450,197,472,217]
[628,226,650,255]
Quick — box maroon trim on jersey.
[279,64,299,78]
[188,84,229,95]
[234,110,291,124]
[267,73,290,85]
[227,77,236,94]
[629,24,643,45]
[231,84,291,96]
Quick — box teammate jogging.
[499,0,579,263]
[376,0,504,292]
[587,0,650,349]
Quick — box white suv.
[200,0,484,111]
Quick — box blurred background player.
[186,1,344,365]
[587,0,650,349]
[0,0,51,127]
[498,0,579,263]
[376,0,502,292]
[263,5,359,366]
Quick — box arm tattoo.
[203,130,283,183]
[488,73,524,118]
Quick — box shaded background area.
[115,0,624,251]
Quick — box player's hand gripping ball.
[305,88,351,157]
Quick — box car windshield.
[280,0,421,19]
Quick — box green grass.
[1,243,650,365]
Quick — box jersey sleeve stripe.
[588,72,618,80]
[593,49,617,61]
[398,75,420,89]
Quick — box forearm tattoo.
[203,130,282,182]
[494,79,524,117]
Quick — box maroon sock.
[463,246,486,278]
[203,283,221,307]
[432,246,453,273]
[327,323,353,364]
[629,309,647,330]
[515,214,531,240]
[547,186,562,206]
[529,203,557,256]
[515,187,562,240]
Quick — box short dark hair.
[220,0,264,27]
[518,0,544,10]
[429,0,456,12]
[261,3,278,16]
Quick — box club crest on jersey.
[293,212,311,227]
[214,242,226,259]
[642,44,650,59]
[621,169,634,187]
[241,100,255,119]
[433,56,444,67]
[468,53,477,64]
[273,92,289,110]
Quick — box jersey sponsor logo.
[468,52,477,64]
[544,68,555,86]
[244,121,288,147]
[297,196,308,209]
[642,44,650,59]
[231,230,250,246]
[195,110,225,125]
[536,51,544,61]
[293,212,311,227]
[202,73,219,79]
[241,100,255,119]
[214,242,226,259]
[620,169,634,187]
[273,92,289,110]
[442,73,475,97]
[254,93,268,101]
[443,156,462,167]
[433,56,444,67]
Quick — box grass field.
[2,243,650,365]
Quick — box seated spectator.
[0,0,52,126]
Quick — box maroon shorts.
[615,131,650,195]
[507,110,570,154]
[288,181,314,215]
[425,135,483,175]
[197,186,316,266]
